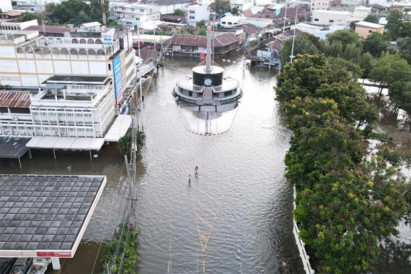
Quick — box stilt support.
[51,258,61,270]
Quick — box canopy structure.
[104,115,132,142]
[0,175,106,258]
[26,137,105,160]
[0,137,31,168]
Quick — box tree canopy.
[363,32,389,58]
[385,10,404,40]
[276,54,408,273]
[364,14,379,24]
[280,33,320,65]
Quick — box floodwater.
[1,55,300,273]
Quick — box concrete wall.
[355,26,384,38]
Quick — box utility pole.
[289,2,299,63]
[101,0,107,27]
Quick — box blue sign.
[112,55,123,103]
[204,79,212,86]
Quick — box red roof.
[0,91,31,108]
[168,33,239,48]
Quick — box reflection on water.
[178,102,240,135]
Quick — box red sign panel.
[36,251,72,257]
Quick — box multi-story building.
[0,20,136,104]
[311,0,331,11]
[0,75,115,138]
[109,2,161,22]
[187,0,212,26]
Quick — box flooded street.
[1,55,302,273]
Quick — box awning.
[105,115,132,142]
[26,137,105,151]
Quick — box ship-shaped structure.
[173,23,242,106]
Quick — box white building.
[230,0,253,11]
[220,16,246,28]
[0,20,136,105]
[340,0,362,6]
[0,0,12,12]
[311,0,331,11]
[351,6,372,22]
[109,2,161,22]
[311,7,370,26]
[0,76,115,139]
[187,0,212,26]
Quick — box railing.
[293,186,315,274]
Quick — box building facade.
[355,21,384,38]
[0,20,136,104]
[187,1,212,26]
[109,2,161,22]
[0,76,115,138]
[311,0,331,11]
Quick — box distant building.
[355,21,384,38]
[109,2,161,23]
[164,32,240,57]
[230,0,253,11]
[220,16,245,28]
[187,1,212,26]
[140,0,191,14]
[312,7,371,26]
[0,20,136,105]
[311,0,331,11]
[0,11,21,20]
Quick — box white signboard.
[102,29,115,46]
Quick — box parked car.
[0,258,16,274]
[10,258,32,274]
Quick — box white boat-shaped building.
[173,24,242,106]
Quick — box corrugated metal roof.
[0,91,31,109]
[169,33,239,48]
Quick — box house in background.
[187,1,212,26]
[355,21,384,38]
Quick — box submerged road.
[0,55,304,273]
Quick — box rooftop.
[0,91,31,109]
[44,76,110,85]
[25,25,73,35]
[355,21,384,29]
[0,174,106,258]
[0,137,30,159]
[167,33,239,48]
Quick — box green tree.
[385,10,404,40]
[280,33,320,65]
[364,14,379,23]
[359,52,374,78]
[363,32,389,57]
[399,21,411,38]
[326,29,361,51]
[369,53,411,99]
[399,37,411,64]
[174,9,185,17]
[51,0,91,25]
[276,54,408,273]
[342,42,362,61]
[327,57,362,79]
[211,0,231,16]
[196,20,206,28]
[197,27,207,36]
[20,12,42,22]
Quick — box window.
[140,9,145,12]
[369,30,373,33]
[108,64,112,71]
[329,20,334,23]
[190,16,195,20]
[314,18,319,21]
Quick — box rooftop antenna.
[101,0,107,27]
